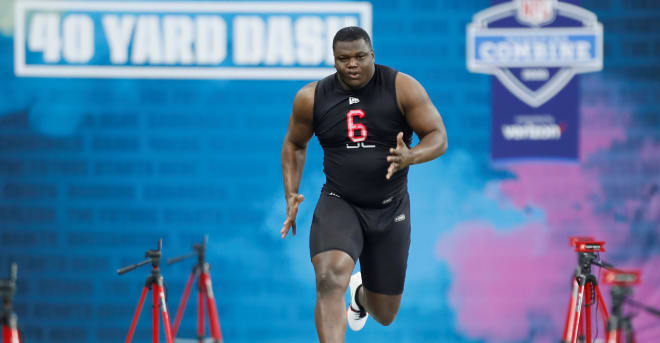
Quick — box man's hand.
[386,132,413,180]
[281,194,305,238]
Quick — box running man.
[281,26,447,342]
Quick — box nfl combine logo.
[466,0,603,107]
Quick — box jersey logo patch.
[394,214,406,223]
[348,97,360,105]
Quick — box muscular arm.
[397,72,448,162]
[386,73,447,178]
[281,82,315,238]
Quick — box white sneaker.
[346,272,368,331]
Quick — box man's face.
[333,39,375,89]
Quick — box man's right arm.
[280,82,315,238]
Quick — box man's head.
[332,26,375,89]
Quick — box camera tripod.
[117,239,174,343]
[604,270,660,343]
[562,239,611,343]
[167,236,223,343]
[1,263,20,343]
[607,283,635,343]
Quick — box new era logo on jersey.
[349,97,360,105]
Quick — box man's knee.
[363,290,402,326]
[312,250,353,296]
[315,269,349,296]
[370,308,398,326]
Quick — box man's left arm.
[386,72,448,180]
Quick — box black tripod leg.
[623,319,634,343]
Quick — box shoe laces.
[349,304,366,318]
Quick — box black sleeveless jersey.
[313,64,413,208]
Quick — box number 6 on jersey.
[346,109,367,142]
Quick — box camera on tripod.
[117,239,175,343]
[562,237,612,343]
[562,237,660,343]
[602,270,640,287]
[570,237,606,253]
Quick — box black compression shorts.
[309,190,411,295]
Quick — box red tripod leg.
[607,327,622,343]
[3,314,20,343]
[606,315,618,343]
[172,271,197,338]
[9,319,19,343]
[563,279,579,342]
[3,325,10,343]
[198,277,205,341]
[4,325,18,343]
[578,306,586,342]
[606,329,615,343]
[125,287,149,343]
[585,284,592,343]
[202,271,223,341]
[595,285,609,329]
[153,285,160,343]
[156,283,175,343]
[570,281,586,343]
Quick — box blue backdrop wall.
[1,0,659,342]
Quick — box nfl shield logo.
[466,0,603,107]
[517,0,556,26]
[466,0,603,160]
